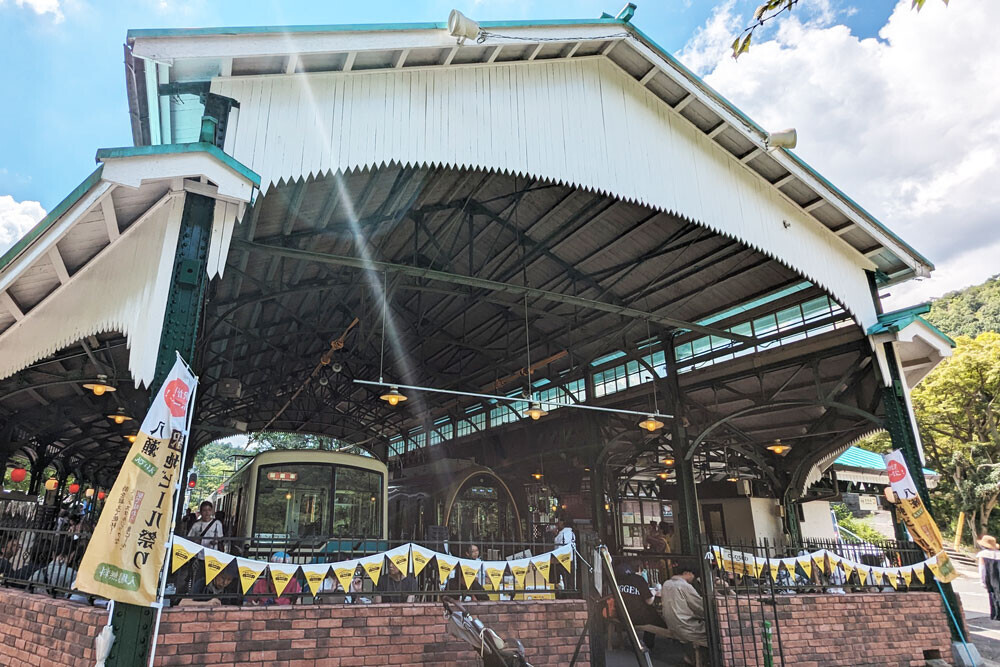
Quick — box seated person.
[615,560,667,649]
[661,564,707,664]
[446,544,488,601]
[182,563,240,606]
[249,552,301,605]
[28,545,77,597]
[644,521,667,553]
[374,559,416,603]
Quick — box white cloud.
[0,195,46,256]
[0,0,63,21]
[680,0,1000,309]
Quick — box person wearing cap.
[977,535,1000,620]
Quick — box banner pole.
[147,353,199,667]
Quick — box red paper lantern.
[97,491,106,501]
[68,483,80,494]
[9,468,26,484]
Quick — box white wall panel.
[212,58,878,328]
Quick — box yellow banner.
[509,558,530,589]
[871,567,884,586]
[237,557,266,594]
[385,544,410,576]
[796,556,812,579]
[360,555,384,587]
[204,549,235,585]
[531,554,552,581]
[171,536,199,573]
[74,357,197,606]
[269,563,299,598]
[857,567,868,586]
[332,560,359,594]
[485,563,506,591]
[301,564,329,596]
[812,550,827,573]
[459,559,481,589]
[411,546,433,577]
[554,545,573,574]
[900,566,913,587]
[436,553,458,584]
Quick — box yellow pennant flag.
[913,563,926,584]
[385,544,411,576]
[411,546,433,577]
[436,553,458,585]
[269,563,299,598]
[171,537,200,573]
[360,554,385,587]
[768,561,780,581]
[332,560,359,594]
[484,563,506,591]
[840,559,855,581]
[300,564,330,596]
[857,567,869,586]
[74,357,197,606]
[900,566,913,587]
[554,545,574,574]
[812,550,827,573]
[236,557,266,594]
[886,569,901,590]
[509,558,531,589]
[459,559,482,589]
[871,567,884,586]
[531,554,552,581]
[204,548,235,585]
[712,547,723,569]
[796,556,812,579]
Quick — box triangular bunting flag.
[411,545,433,577]
[768,560,780,581]
[531,553,552,581]
[509,558,531,589]
[857,566,869,586]
[886,568,901,590]
[926,555,946,581]
[484,562,506,591]
[554,545,574,574]
[171,537,200,573]
[436,553,458,585]
[332,560,360,594]
[300,564,330,596]
[711,547,723,569]
[812,550,827,573]
[900,565,913,587]
[796,556,812,579]
[360,554,385,587]
[913,563,926,584]
[840,559,854,581]
[458,558,482,589]
[203,548,236,585]
[871,567,884,586]
[385,544,411,576]
[236,557,267,594]
[269,562,299,598]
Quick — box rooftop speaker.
[766,128,797,150]
[448,9,480,44]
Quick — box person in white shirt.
[188,500,224,550]
[978,535,1000,620]
[554,517,575,548]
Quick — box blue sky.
[0,0,896,207]
[3,0,996,307]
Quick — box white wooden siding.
[212,58,878,329]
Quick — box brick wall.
[715,593,954,667]
[0,589,589,667]
[0,589,106,666]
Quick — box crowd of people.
[0,510,96,601]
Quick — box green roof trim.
[834,445,936,477]
[95,142,261,186]
[0,165,105,272]
[126,17,625,41]
[866,303,955,348]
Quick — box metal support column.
[666,336,699,553]
[881,341,965,639]
[782,491,802,546]
[107,191,216,667]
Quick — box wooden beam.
[639,66,658,85]
[564,42,582,59]
[740,147,762,164]
[674,94,694,112]
[100,193,120,242]
[285,55,298,75]
[0,291,23,321]
[528,43,544,61]
[487,45,502,64]
[707,122,727,139]
[219,57,233,77]
[47,247,70,284]
[343,52,356,72]
[772,173,796,188]
[804,199,826,213]
[443,46,458,66]
[394,49,410,69]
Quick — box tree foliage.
[925,275,1000,339]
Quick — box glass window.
[253,464,332,539]
[332,466,383,538]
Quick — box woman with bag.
[186,500,224,595]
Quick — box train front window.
[253,464,332,538]
[333,466,382,537]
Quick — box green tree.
[911,332,1000,538]
[925,275,1000,338]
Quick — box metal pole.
[147,354,199,667]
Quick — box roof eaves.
[95,142,261,187]
[0,165,105,272]
[916,315,956,349]
[865,303,931,336]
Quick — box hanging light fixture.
[727,474,740,483]
[657,472,669,480]
[638,415,664,432]
[82,374,116,396]
[68,483,80,494]
[85,488,95,498]
[45,478,58,492]
[526,402,548,421]
[661,456,675,466]
[379,386,407,406]
[9,467,26,484]
[106,408,133,425]
[97,491,106,501]
[531,472,543,481]
[767,439,791,456]
[285,492,293,500]
[126,434,137,444]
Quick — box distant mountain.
[924,275,1000,338]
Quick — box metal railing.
[0,525,97,601]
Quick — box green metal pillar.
[107,191,216,667]
[782,491,802,546]
[666,336,699,554]
[880,341,965,639]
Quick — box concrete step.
[947,546,978,567]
